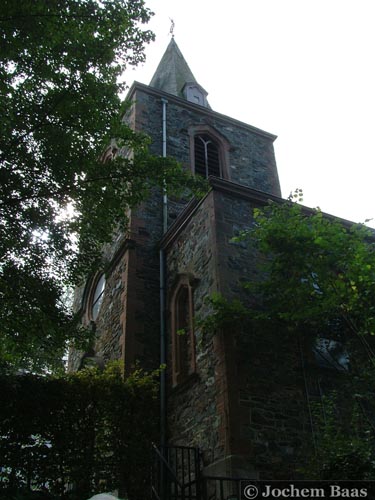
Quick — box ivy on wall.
[0,363,158,500]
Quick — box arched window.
[189,125,230,180]
[170,276,196,386]
[194,134,221,178]
[90,273,106,321]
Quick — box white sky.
[124,0,375,226]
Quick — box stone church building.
[70,39,328,486]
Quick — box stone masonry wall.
[131,85,281,198]
[68,239,128,372]
[70,190,164,373]
[125,191,164,372]
[163,184,311,479]
[164,191,231,469]
[212,188,309,478]
[94,248,127,363]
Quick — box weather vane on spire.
[169,18,175,38]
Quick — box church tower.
[71,39,307,482]
[70,37,281,369]
[133,38,280,196]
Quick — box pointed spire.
[150,38,199,98]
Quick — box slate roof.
[149,38,200,98]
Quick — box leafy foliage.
[0,362,158,499]
[246,199,375,475]
[0,0,204,373]
[300,395,375,479]
[0,265,88,375]
[240,199,375,346]
[198,292,252,336]
[202,196,375,477]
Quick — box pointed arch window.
[194,134,221,178]
[90,273,106,321]
[189,125,230,180]
[171,275,197,386]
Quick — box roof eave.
[125,81,278,142]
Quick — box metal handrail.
[151,484,161,500]
[152,443,255,500]
[152,442,185,489]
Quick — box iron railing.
[152,444,253,500]
[152,444,201,500]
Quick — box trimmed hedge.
[0,363,159,499]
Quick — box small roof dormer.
[182,82,209,108]
[149,38,210,108]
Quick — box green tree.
[202,196,375,477]
[204,197,375,347]
[0,362,159,499]
[0,0,201,373]
[246,198,375,345]
[241,197,375,477]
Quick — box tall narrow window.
[171,277,196,386]
[194,134,221,178]
[91,273,106,321]
[175,286,190,379]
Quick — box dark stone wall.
[70,83,302,479]
[164,185,310,478]
[131,86,281,198]
[214,188,309,478]
[94,250,126,362]
[68,242,128,372]
[164,192,230,466]
[69,190,164,373]
[234,333,308,479]
[125,193,164,372]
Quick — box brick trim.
[188,124,231,181]
[170,273,197,387]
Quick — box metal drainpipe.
[160,97,168,453]
[162,98,168,233]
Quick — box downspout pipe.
[160,97,168,452]
[162,98,168,233]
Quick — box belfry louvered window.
[194,134,221,178]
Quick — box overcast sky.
[124,0,375,226]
